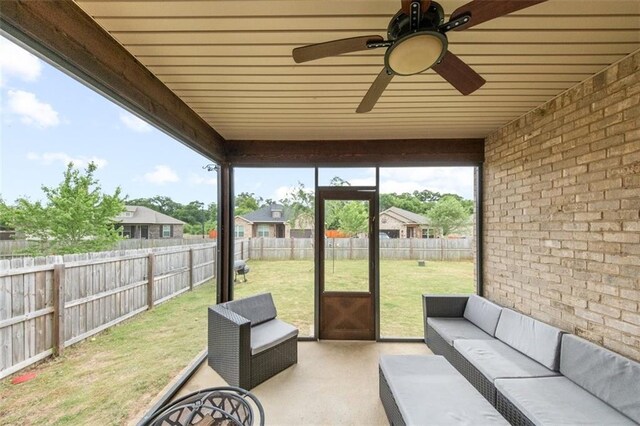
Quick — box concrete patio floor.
[174,341,432,425]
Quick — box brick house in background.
[116,205,185,239]
[234,203,312,238]
[379,206,434,238]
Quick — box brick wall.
[483,50,640,361]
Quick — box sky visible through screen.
[0,36,474,207]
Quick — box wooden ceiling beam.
[226,139,484,167]
[0,0,227,162]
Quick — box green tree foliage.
[234,192,261,216]
[426,195,472,236]
[335,201,368,236]
[2,163,124,254]
[379,193,430,215]
[280,182,314,231]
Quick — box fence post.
[349,238,353,260]
[213,244,217,278]
[52,264,65,357]
[290,237,294,260]
[409,238,414,260]
[260,237,264,259]
[240,241,244,260]
[147,253,155,309]
[189,248,194,291]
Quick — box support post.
[52,264,65,357]
[217,162,234,303]
[290,237,295,260]
[147,253,155,309]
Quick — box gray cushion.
[463,295,503,336]
[223,293,277,326]
[495,309,564,371]
[427,317,494,345]
[454,339,559,381]
[496,376,637,426]
[560,334,640,423]
[250,319,298,355]
[379,355,508,425]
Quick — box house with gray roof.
[234,203,311,239]
[379,206,434,239]
[116,205,185,239]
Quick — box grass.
[0,281,216,426]
[234,259,475,338]
[0,259,473,425]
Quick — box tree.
[426,195,471,236]
[336,201,368,236]
[3,162,124,254]
[280,182,314,232]
[234,192,261,215]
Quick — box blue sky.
[0,36,474,207]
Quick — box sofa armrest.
[208,305,252,388]
[423,295,470,319]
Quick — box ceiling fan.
[292,0,546,113]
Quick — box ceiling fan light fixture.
[385,31,447,76]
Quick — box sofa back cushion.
[223,293,277,326]
[463,295,503,336]
[560,334,640,423]
[495,309,563,371]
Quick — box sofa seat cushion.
[494,309,564,371]
[560,334,640,423]
[496,376,637,425]
[455,339,559,381]
[463,295,503,336]
[251,319,298,356]
[427,317,494,345]
[380,355,508,425]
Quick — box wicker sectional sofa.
[208,293,298,389]
[423,294,640,425]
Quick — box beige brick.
[483,51,640,362]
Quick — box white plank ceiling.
[75,0,640,141]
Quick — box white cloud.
[119,111,152,133]
[0,38,42,86]
[7,90,60,128]
[26,152,108,169]
[143,165,180,184]
[189,173,216,186]
[379,167,475,199]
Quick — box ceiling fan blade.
[432,51,485,95]
[401,0,432,15]
[356,68,394,113]
[292,35,383,63]
[449,0,547,31]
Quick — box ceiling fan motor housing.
[385,2,448,76]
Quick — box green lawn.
[234,259,475,338]
[0,282,216,426]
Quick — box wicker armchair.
[208,293,298,389]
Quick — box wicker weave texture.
[425,323,457,364]
[456,350,497,406]
[496,390,535,426]
[423,295,469,319]
[208,304,298,390]
[250,336,298,388]
[208,305,252,389]
[379,367,406,426]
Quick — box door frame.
[314,185,379,340]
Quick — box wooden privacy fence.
[247,237,473,261]
[0,237,217,256]
[0,242,218,379]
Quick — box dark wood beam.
[0,0,227,162]
[226,139,484,167]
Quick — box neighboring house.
[379,206,435,239]
[116,205,185,239]
[234,203,312,239]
